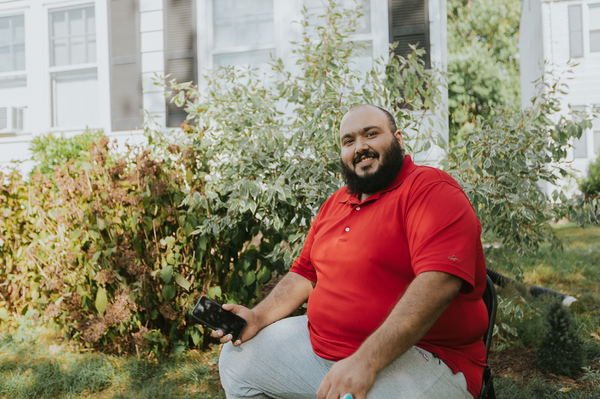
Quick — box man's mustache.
[353,150,379,165]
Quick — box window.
[165,0,197,127]
[590,3,600,53]
[49,5,99,128]
[51,68,99,127]
[304,0,371,36]
[574,130,588,158]
[0,14,25,73]
[594,109,600,154]
[568,5,584,58]
[304,0,374,74]
[49,6,96,66]
[212,0,275,68]
[573,106,588,158]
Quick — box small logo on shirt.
[448,255,461,262]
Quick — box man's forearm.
[354,271,462,373]
[253,272,314,330]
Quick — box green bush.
[28,129,105,178]
[440,74,599,255]
[536,299,585,376]
[0,1,440,356]
[580,151,600,199]
[1,0,599,357]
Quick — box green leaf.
[95,288,107,314]
[161,266,173,284]
[257,266,271,284]
[422,140,431,152]
[199,236,208,251]
[162,284,176,301]
[242,270,256,286]
[208,286,222,299]
[190,327,201,346]
[174,273,191,291]
[166,253,176,265]
[164,237,176,248]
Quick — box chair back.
[482,274,498,362]
[480,274,498,399]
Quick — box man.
[213,105,488,399]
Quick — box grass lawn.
[1,224,599,398]
[0,334,225,399]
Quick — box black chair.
[480,274,498,399]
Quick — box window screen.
[49,6,96,67]
[0,14,25,73]
[590,4,600,53]
[568,5,584,58]
[212,0,275,68]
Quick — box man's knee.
[218,342,246,391]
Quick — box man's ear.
[394,130,403,147]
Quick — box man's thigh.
[219,316,472,399]
[368,347,472,399]
[218,315,330,399]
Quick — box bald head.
[345,105,397,136]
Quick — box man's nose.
[355,137,369,153]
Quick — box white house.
[520,0,600,192]
[0,0,449,174]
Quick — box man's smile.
[354,152,379,168]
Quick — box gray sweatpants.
[218,316,473,399]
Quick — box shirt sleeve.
[289,211,321,282]
[404,179,481,292]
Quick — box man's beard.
[340,138,405,195]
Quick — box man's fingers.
[219,333,233,344]
[316,377,331,399]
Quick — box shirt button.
[345,227,350,232]
[356,206,361,210]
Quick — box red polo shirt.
[290,155,488,398]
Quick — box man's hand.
[316,355,377,399]
[210,272,314,347]
[210,304,260,346]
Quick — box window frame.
[0,12,26,82]
[0,13,25,74]
[48,4,96,67]
[571,104,600,160]
[588,2,600,53]
[196,0,383,89]
[47,2,100,129]
[567,1,600,58]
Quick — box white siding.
[519,0,545,109]
[521,0,600,192]
[545,1,600,108]
[1,0,449,172]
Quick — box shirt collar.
[338,154,418,205]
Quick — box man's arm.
[317,271,462,399]
[213,272,314,346]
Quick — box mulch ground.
[488,347,599,390]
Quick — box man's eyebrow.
[340,125,379,141]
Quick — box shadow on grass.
[112,357,223,399]
[0,335,225,399]
[0,340,113,398]
[496,377,600,399]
